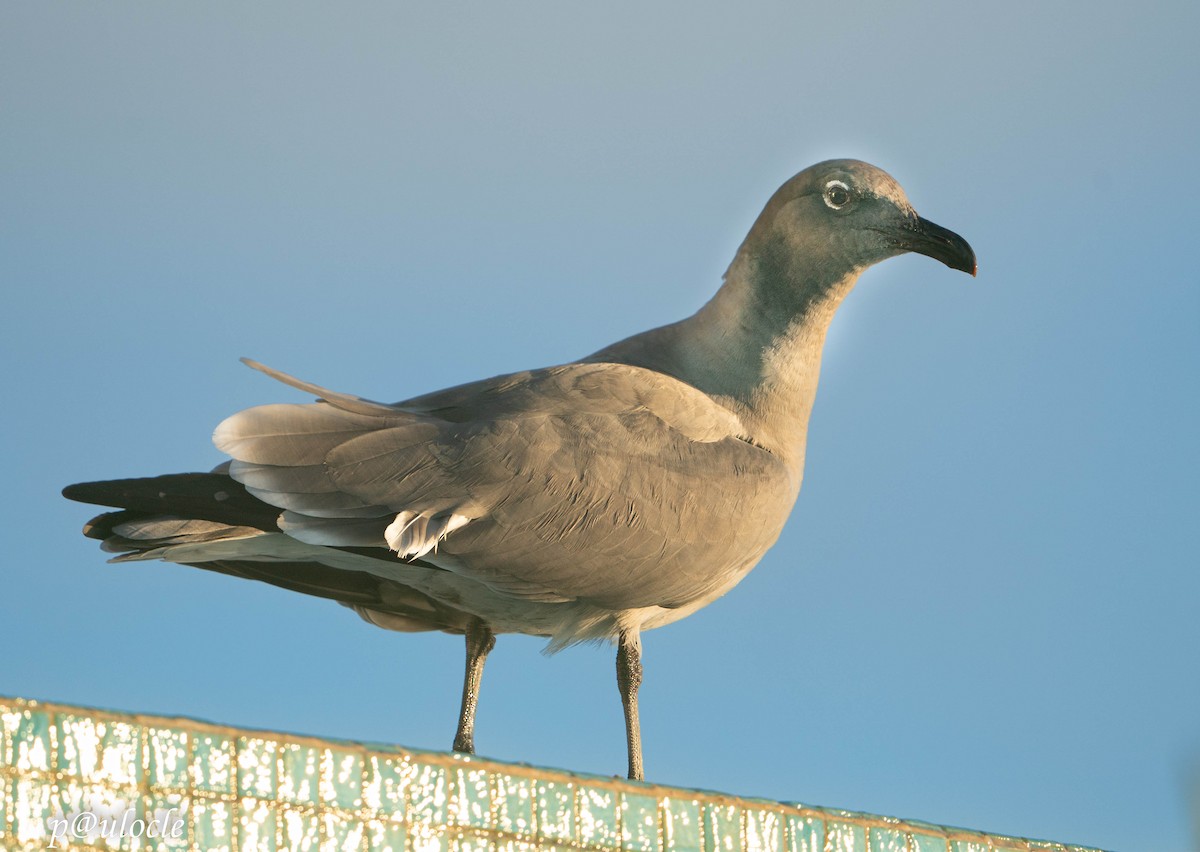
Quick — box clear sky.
[2,4,1197,850]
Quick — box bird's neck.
[677,247,858,459]
[590,235,859,469]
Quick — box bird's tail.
[63,471,470,634]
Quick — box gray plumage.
[65,159,976,779]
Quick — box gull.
[64,159,976,780]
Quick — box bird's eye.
[823,180,853,210]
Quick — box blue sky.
[2,4,1197,850]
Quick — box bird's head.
[748,159,977,280]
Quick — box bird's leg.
[453,618,496,754]
[616,627,644,781]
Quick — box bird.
[64,159,976,781]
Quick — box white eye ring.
[823,180,852,210]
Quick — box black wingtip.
[62,472,284,532]
[63,481,108,505]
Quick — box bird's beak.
[891,216,977,276]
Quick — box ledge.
[0,695,1103,852]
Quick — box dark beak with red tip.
[889,216,978,276]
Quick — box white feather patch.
[385,511,470,560]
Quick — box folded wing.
[213,360,794,611]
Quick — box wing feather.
[211,360,791,611]
[214,403,384,465]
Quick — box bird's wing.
[216,360,794,610]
